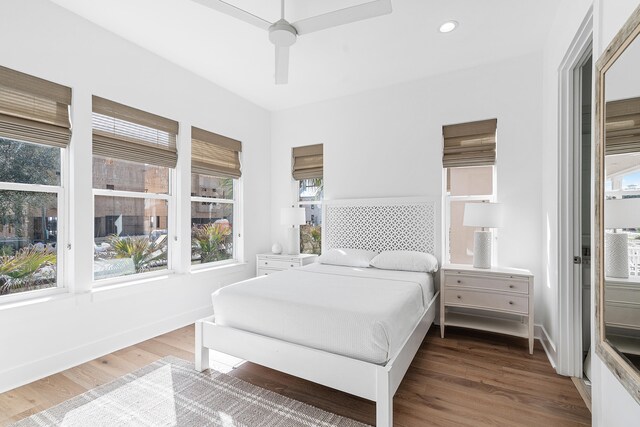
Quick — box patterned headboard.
[322,197,438,256]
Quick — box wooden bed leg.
[376,367,393,427]
[195,320,209,372]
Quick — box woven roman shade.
[606,98,640,155]
[292,144,323,180]
[191,127,242,179]
[442,119,497,168]
[92,96,179,168]
[0,65,72,148]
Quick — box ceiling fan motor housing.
[269,19,297,46]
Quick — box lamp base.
[473,230,492,269]
[605,232,629,278]
[287,226,300,255]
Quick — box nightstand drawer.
[444,288,529,314]
[258,259,299,269]
[444,273,528,294]
[257,268,279,276]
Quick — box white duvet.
[211,263,435,364]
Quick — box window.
[190,127,241,266]
[0,66,71,298]
[292,144,323,254]
[92,97,178,281]
[443,119,497,264]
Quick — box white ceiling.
[49,0,561,111]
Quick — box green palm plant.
[192,222,232,263]
[107,235,167,273]
[0,247,56,294]
[300,225,322,255]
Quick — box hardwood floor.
[0,325,591,426]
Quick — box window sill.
[191,260,247,276]
[0,288,72,313]
[91,271,175,302]
[0,262,250,311]
[92,269,174,289]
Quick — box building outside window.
[190,127,241,266]
[91,96,178,281]
[445,166,495,264]
[292,144,323,255]
[0,66,71,299]
[443,119,497,265]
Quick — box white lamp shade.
[281,207,306,226]
[463,203,502,228]
[605,198,640,229]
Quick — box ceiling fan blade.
[275,45,290,85]
[191,0,271,30]
[292,0,391,35]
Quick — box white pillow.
[317,248,378,268]
[370,250,439,273]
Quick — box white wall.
[0,0,271,392]
[271,52,544,319]
[592,0,640,424]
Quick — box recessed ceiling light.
[439,21,458,33]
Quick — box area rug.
[12,356,370,427]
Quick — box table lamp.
[605,198,640,278]
[281,206,306,255]
[463,202,502,269]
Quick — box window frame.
[0,141,67,303]
[190,175,239,270]
[91,165,176,286]
[443,165,497,265]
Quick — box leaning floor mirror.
[596,4,640,403]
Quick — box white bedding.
[211,263,435,364]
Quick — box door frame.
[557,9,593,378]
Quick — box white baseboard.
[535,323,558,369]
[0,305,213,394]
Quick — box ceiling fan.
[191,0,392,84]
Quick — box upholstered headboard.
[322,197,439,256]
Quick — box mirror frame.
[595,4,640,404]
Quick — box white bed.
[195,197,440,426]
[212,263,435,365]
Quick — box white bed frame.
[195,197,440,426]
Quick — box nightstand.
[256,253,318,276]
[604,277,640,356]
[440,264,534,354]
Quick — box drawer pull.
[509,285,514,289]
[457,280,462,284]
[265,262,268,265]
[290,264,294,267]
[457,295,462,299]
[508,301,514,305]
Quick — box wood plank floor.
[0,325,591,426]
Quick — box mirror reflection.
[604,32,640,371]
